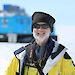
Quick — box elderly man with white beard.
[5,12,75,75]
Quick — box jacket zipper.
[58,69,60,75]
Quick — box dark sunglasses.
[33,24,50,29]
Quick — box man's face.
[33,22,51,42]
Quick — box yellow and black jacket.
[5,38,75,75]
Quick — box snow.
[0,26,75,75]
[0,42,28,75]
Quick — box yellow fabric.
[48,57,75,75]
[62,58,75,75]
[5,56,19,75]
[5,56,75,75]
[24,66,39,75]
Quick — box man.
[5,12,75,75]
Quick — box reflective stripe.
[58,69,60,75]
[43,48,67,75]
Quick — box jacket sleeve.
[72,60,75,75]
[5,56,19,75]
[63,52,75,75]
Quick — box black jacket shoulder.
[14,46,25,56]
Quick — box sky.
[0,0,75,26]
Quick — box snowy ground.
[0,42,28,75]
[0,26,75,75]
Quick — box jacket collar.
[31,37,54,56]
[31,37,67,60]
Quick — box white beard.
[33,30,50,42]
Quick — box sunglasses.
[33,24,50,29]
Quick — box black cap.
[32,11,55,32]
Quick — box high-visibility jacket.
[5,38,75,75]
